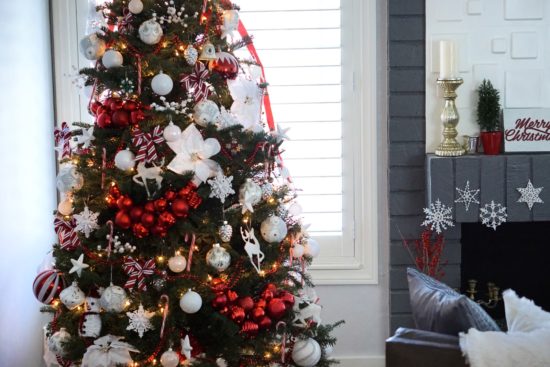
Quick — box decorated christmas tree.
[34,1,342,366]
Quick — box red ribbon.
[54,216,80,251]
[54,122,72,159]
[122,257,156,291]
[118,8,134,34]
[132,126,165,163]
[180,62,211,102]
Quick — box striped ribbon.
[54,217,80,251]
[132,126,164,163]
[54,122,72,159]
[123,257,156,291]
[180,62,211,102]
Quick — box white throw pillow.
[503,289,550,332]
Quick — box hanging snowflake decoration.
[421,199,454,234]
[74,206,100,238]
[208,171,235,203]
[120,77,134,95]
[126,303,154,338]
[517,180,543,210]
[454,180,480,211]
[479,200,507,231]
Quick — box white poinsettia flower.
[227,77,263,130]
[167,124,221,183]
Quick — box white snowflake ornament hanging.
[126,303,155,338]
[208,171,235,203]
[74,206,99,238]
[421,199,454,234]
[517,180,543,210]
[454,181,480,211]
[480,200,507,231]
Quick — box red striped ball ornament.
[33,270,66,304]
[209,52,239,79]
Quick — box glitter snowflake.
[479,201,507,231]
[208,171,235,203]
[126,304,154,338]
[517,180,543,210]
[455,181,480,211]
[421,199,454,234]
[74,206,99,238]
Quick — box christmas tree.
[34,1,342,366]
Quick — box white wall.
[0,0,56,365]
[426,0,550,152]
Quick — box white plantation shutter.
[238,0,345,238]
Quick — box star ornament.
[181,335,193,360]
[69,254,90,277]
[126,304,154,338]
[75,127,95,148]
[455,181,480,211]
[166,124,221,184]
[517,180,543,210]
[272,123,290,143]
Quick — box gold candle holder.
[435,78,466,157]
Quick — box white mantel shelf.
[426,153,550,223]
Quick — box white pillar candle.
[439,40,457,79]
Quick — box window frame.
[50,0,380,285]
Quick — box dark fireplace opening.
[461,222,550,322]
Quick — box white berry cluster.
[96,234,136,254]
[151,96,191,114]
[152,1,199,28]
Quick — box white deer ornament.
[240,227,265,274]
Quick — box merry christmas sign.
[504,109,550,152]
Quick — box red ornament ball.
[96,112,112,128]
[141,212,156,227]
[105,194,118,209]
[33,270,66,304]
[154,198,168,212]
[109,184,121,198]
[150,223,167,237]
[209,52,239,79]
[265,283,277,293]
[144,202,156,213]
[117,196,133,211]
[212,293,228,309]
[164,190,177,201]
[255,299,267,309]
[112,110,130,128]
[108,98,123,111]
[132,223,150,238]
[267,298,286,320]
[241,321,259,338]
[158,211,176,227]
[258,316,272,330]
[230,306,246,324]
[279,291,295,308]
[129,206,144,222]
[262,289,274,302]
[250,306,265,322]
[238,296,254,312]
[90,101,102,115]
[171,198,189,218]
[226,290,238,303]
[115,210,132,229]
[123,100,138,111]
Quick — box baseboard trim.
[337,355,385,367]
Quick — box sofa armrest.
[386,328,467,367]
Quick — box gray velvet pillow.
[407,268,500,335]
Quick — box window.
[51,0,379,284]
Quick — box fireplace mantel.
[426,154,550,222]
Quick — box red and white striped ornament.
[209,52,239,79]
[54,217,81,251]
[33,270,66,304]
[54,122,72,160]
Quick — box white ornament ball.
[60,281,85,309]
[216,358,228,367]
[288,203,303,216]
[304,238,321,258]
[206,243,231,272]
[102,50,123,69]
[260,216,288,243]
[292,243,305,258]
[114,149,136,171]
[79,34,106,60]
[193,100,220,126]
[57,198,74,216]
[324,344,334,357]
[168,255,187,273]
[48,328,71,357]
[56,164,84,193]
[179,289,202,314]
[139,19,163,45]
[128,0,144,14]
[163,122,182,142]
[239,179,262,211]
[100,284,128,313]
[291,338,322,367]
[160,348,179,367]
[151,72,174,96]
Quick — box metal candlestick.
[435,78,465,157]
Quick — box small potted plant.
[476,79,502,155]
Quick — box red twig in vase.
[400,228,448,280]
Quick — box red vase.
[480,131,503,155]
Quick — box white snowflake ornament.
[517,180,543,210]
[480,200,507,231]
[421,199,454,234]
[454,181,480,211]
[74,206,99,238]
[126,304,154,338]
[208,171,235,203]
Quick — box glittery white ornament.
[126,303,154,338]
[168,254,187,273]
[79,34,106,60]
[139,19,163,45]
[208,171,235,203]
[184,44,199,65]
[74,206,100,238]
[160,348,179,367]
[239,179,262,213]
[151,72,174,96]
[56,164,84,193]
[218,221,233,242]
[206,243,231,272]
[128,0,144,14]
[260,216,288,243]
[304,238,320,258]
[60,281,85,309]
[48,328,71,357]
[179,290,202,314]
[114,149,136,171]
[57,197,74,216]
[100,283,128,313]
[193,100,220,126]
[163,121,182,142]
[291,338,322,367]
[102,50,123,69]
